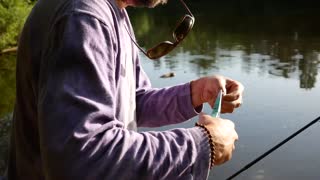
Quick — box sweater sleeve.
[134,45,203,128]
[38,13,210,180]
[135,66,203,127]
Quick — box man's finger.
[221,99,243,113]
[226,78,244,92]
[223,93,240,101]
[221,106,234,113]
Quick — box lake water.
[129,1,320,179]
[1,1,320,179]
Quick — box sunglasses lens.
[146,41,176,59]
[173,15,194,41]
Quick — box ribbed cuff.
[177,82,203,120]
[188,127,211,180]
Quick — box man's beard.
[131,0,168,8]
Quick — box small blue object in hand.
[211,90,222,118]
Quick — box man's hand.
[191,75,244,113]
[198,113,238,165]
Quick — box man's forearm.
[136,82,202,127]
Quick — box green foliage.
[0,0,33,50]
[0,0,33,174]
[0,53,15,175]
[0,54,16,118]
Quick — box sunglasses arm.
[179,0,194,17]
[124,25,151,58]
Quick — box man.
[6,0,243,179]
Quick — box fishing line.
[226,116,320,180]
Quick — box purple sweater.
[7,0,210,179]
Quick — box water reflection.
[299,51,319,89]
[128,3,320,89]
[140,38,320,89]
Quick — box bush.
[0,0,33,50]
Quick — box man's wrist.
[187,127,212,178]
[195,122,216,169]
[190,80,203,108]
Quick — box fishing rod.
[226,115,320,180]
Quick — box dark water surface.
[1,1,320,179]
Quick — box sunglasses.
[128,0,195,60]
